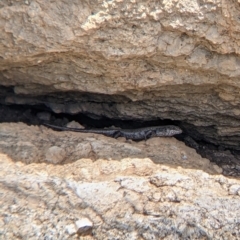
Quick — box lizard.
[42,123,182,140]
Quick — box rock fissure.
[0,102,239,177]
[1,0,240,238]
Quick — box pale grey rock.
[66,121,84,129]
[45,146,66,164]
[229,184,240,195]
[75,218,93,234]
[0,0,240,149]
[75,142,92,159]
[65,224,77,235]
[0,154,240,239]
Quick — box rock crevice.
[1,0,240,150]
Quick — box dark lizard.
[43,123,182,140]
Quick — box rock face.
[1,153,240,239]
[1,123,239,239]
[0,123,220,174]
[0,0,240,149]
[1,2,240,238]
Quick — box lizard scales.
[43,123,182,140]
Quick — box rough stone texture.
[1,153,240,239]
[1,2,240,239]
[0,123,221,174]
[1,0,240,149]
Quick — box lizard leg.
[145,131,153,140]
[113,131,121,139]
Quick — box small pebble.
[75,218,93,234]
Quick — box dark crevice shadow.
[0,103,239,178]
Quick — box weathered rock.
[1,1,240,238]
[0,153,239,239]
[0,1,240,149]
[0,122,220,174]
[66,120,84,129]
[45,146,66,164]
[75,218,93,235]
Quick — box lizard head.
[155,125,182,137]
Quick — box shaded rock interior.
[0,87,240,177]
[1,84,240,150]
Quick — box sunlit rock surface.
[1,1,240,238]
[0,152,239,239]
[0,0,240,148]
